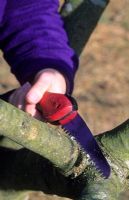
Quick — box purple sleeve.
[0,0,78,94]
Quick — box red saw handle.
[39,92,78,125]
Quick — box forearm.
[0,0,78,93]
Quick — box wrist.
[12,58,75,94]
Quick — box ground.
[0,0,129,199]
[74,0,129,134]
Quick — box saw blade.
[63,114,111,179]
[39,92,111,178]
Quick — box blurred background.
[74,0,129,134]
[0,0,129,135]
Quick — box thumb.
[26,77,50,104]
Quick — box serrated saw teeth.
[62,114,111,179]
[39,92,111,179]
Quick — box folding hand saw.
[39,92,111,178]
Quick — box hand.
[9,68,66,120]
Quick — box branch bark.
[0,99,86,177]
[0,99,129,200]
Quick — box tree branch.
[0,99,129,200]
[62,0,109,55]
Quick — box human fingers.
[26,68,66,103]
[25,103,42,120]
[25,70,52,104]
[25,68,66,118]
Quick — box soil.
[0,0,129,199]
[73,0,129,134]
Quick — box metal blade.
[63,114,110,178]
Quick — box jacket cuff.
[11,57,78,94]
